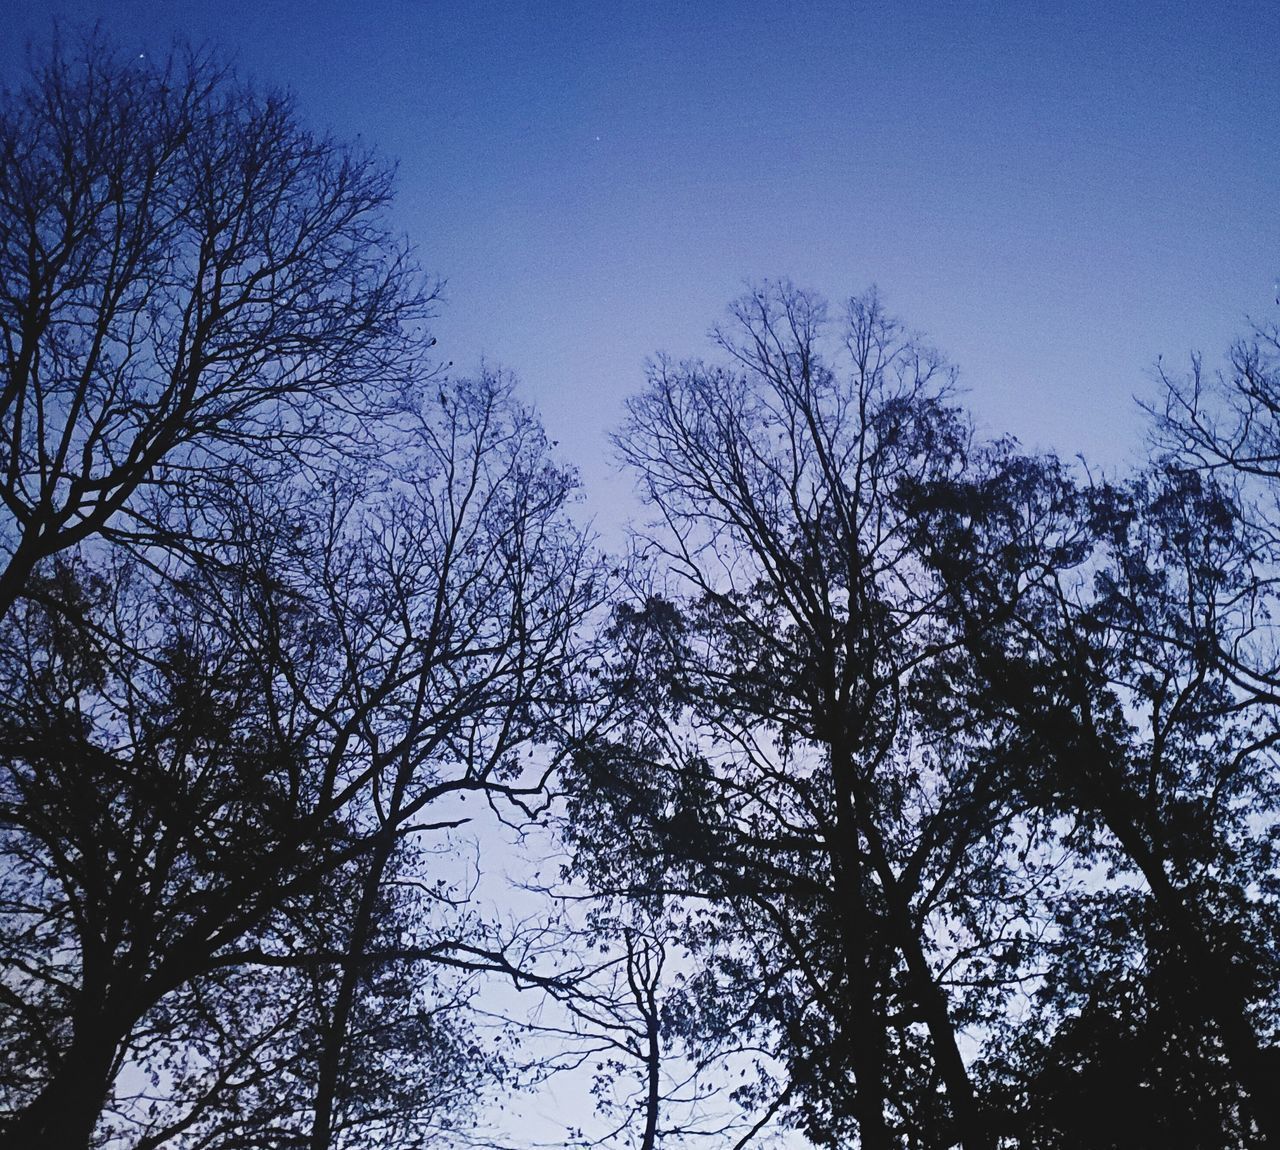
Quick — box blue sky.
[6,0,1278,520]
[3,4,1277,1141]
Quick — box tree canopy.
[1,29,1278,1150]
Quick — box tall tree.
[573,284,1034,1149]
[0,297,598,1150]
[0,30,605,1148]
[0,32,435,619]
[917,443,1280,1146]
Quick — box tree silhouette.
[918,443,1280,1146]
[0,32,435,620]
[572,284,1035,1150]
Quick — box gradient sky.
[5,1,1277,528]
[3,3,1277,1140]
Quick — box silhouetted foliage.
[917,445,1280,1145]
[0,33,599,1150]
[4,28,1280,1150]
[0,367,598,1149]
[0,31,436,620]
[570,285,1280,1150]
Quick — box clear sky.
[3,4,1276,1141]
[5,0,1277,520]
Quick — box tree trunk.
[0,530,44,622]
[640,1001,661,1150]
[831,775,893,1150]
[892,901,990,1150]
[308,830,395,1150]
[864,829,992,1150]
[0,1011,124,1150]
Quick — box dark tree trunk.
[894,905,991,1150]
[866,832,993,1150]
[831,772,893,1150]
[640,1002,661,1150]
[0,1010,125,1150]
[308,829,396,1150]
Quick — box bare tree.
[0,352,600,1149]
[575,284,1022,1150]
[0,32,435,618]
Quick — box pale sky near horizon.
[5,0,1277,535]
